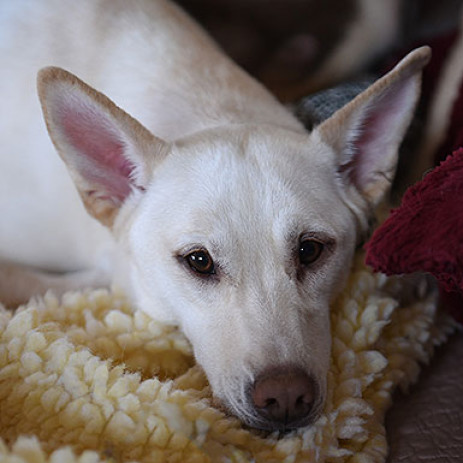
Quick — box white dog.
[0,0,429,431]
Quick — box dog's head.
[37,47,430,431]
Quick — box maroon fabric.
[365,149,463,323]
[365,26,463,325]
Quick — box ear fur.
[317,46,431,208]
[37,67,167,228]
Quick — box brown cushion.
[386,331,463,462]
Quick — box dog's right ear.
[37,67,167,228]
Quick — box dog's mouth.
[220,394,324,434]
[217,368,324,433]
[245,406,323,434]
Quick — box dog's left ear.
[37,67,168,228]
[317,46,431,208]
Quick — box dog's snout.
[251,366,316,430]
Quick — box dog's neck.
[141,66,306,141]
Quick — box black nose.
[251,366,317,431]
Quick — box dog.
[0,0,430,431]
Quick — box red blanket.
[365,29,463,324]
[365,150,463,323]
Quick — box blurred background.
[178,0,463,101]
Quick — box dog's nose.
[251,366,316,430]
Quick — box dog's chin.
[240,406,324,435]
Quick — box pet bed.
[0,255,456,463]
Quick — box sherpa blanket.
[0,255,456,463]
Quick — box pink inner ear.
[350,108,387,188]
[344,81,411,192]
[58,99,136,204]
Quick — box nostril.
[265,398,277,407]
[251,366,317,429]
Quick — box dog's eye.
[185,249,215,275]
[299,239,324,266]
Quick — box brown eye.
[299,239,324,266]
[185,249,215,275]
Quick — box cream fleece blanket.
[0,255,456,463]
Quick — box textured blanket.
[0,255,456,463]
[365,13,463,327]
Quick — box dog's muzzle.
[249,365,319,432]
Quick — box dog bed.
[0,254,456,463]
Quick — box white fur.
[0,0,429,430]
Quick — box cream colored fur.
[0,0,430,430]
[0,257,456,462]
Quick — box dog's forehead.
[143,125,347,241]
[167,125,333,193]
